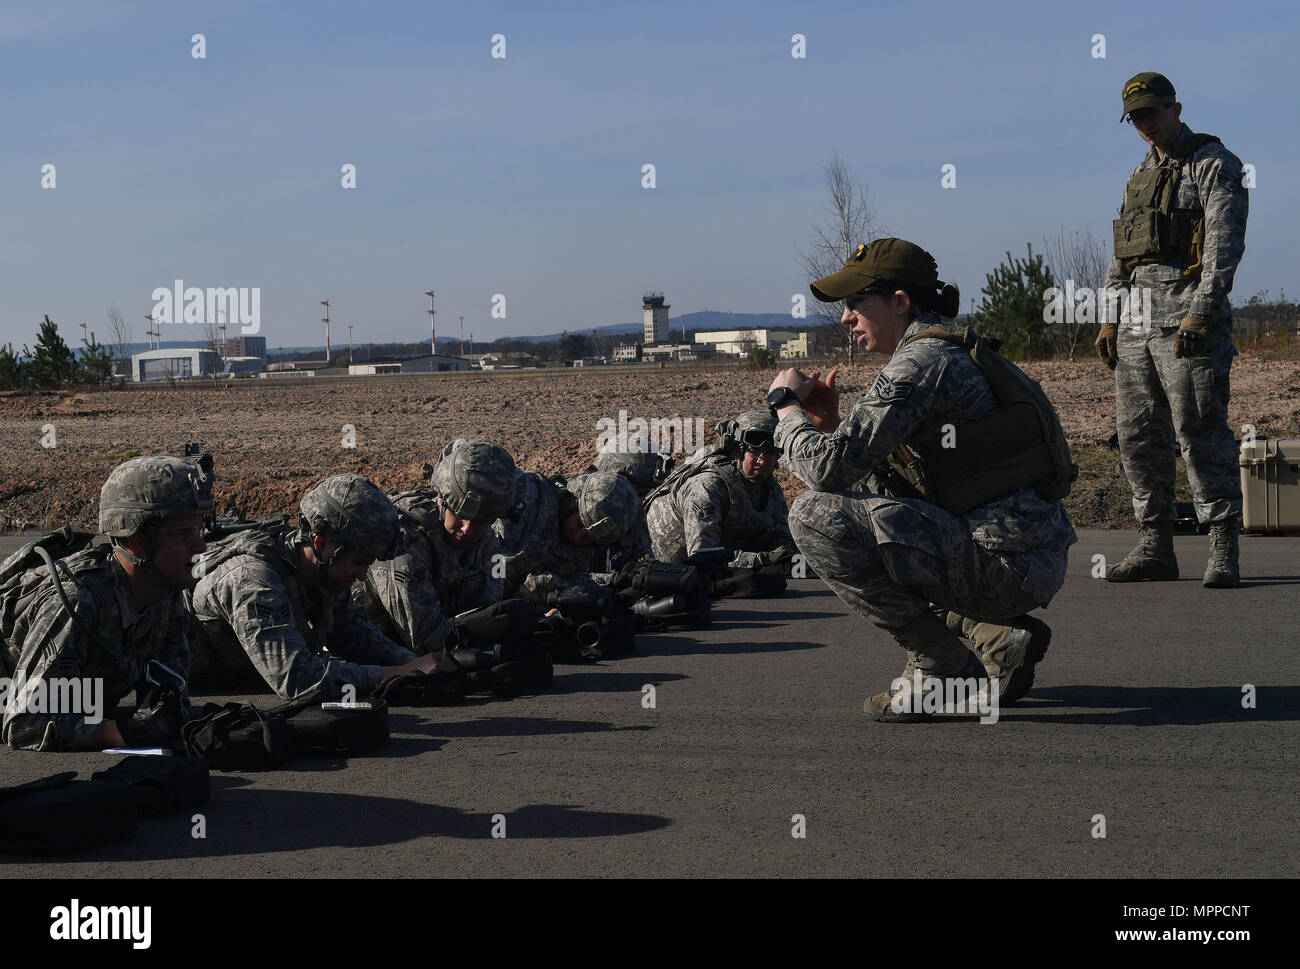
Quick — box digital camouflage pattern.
[644,451,796,569]
[2,547,191,750]
[1104,123,1248,525]
[591,449,674,495]
[566,471,651,573]
[776,314,1076,630]
[429,438,517,522]
[494,470,635,605]
[568,472,640,546]
[298,473,400,561]
[186,527,415,699]
[98,455,213,537]
[356,487,504,655]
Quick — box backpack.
[0,528,112,674]
[894,326,1078,513]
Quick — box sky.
[2,0,1296,351]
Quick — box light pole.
[459,315,465,357]
[320,300,331,364]
[424,290,436,359]
[348,323,354,366]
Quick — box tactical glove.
[1174,313,1210,358]
[1095,323,1118,371]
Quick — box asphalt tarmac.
[1,530,1296,878]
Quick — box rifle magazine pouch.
[181,702,293,771]
[91,755,210,817]
[0,772,138,853]
[282,700,390,754]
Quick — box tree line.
[0,316,115,390]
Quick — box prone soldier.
[186,473,436,700]
[1,456,210,750]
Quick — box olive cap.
[810,238,941,302]
[1120,71,1176,121]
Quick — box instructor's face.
[842,292,908,355]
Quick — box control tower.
[643,293,670,345]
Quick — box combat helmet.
[299,473,399,561]
[592,449,675,494]
[430,438,517,522]
[99,455,214,538]
[718,410,780,455]
[566,472,639,545]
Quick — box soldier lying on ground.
[355,438,516,658]
[1,456,209,750]
[186,473,437,700]
[644,410,797,596]
[580,449,675,572]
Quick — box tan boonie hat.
[810,238,940,302]
[1120,71,1176,121]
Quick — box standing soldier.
[1,456,210,750]
[355,439,517,657]
[186,474,436,700]
[770,238,1076,721]
[1097,72,1249,587]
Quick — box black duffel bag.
[0,772,138,853]
[91,755,210,817]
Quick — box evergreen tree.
[25,315,77,387]
[78,330,115,384]
[0,343,26,390]
[973,244,1056,359]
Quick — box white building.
[349,363,402,375]
[643,293,670,344]
[691,328,800,356]
[131,347,220,382]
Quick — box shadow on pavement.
[427,716,652,738]
[1005,685,1299,725]
[550,671,690,692]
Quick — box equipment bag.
[0,528,108,672]
[180,701,294,771]
[275,698,391,754]
[372,669,464,706]
[0,772,138,853]
[91,755,210,817]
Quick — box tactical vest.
[883,327,1077,515]
[1112,132,1221,277]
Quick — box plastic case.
[1239,439,1300,533]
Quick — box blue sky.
[2,0,1296,350]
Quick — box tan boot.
[948,612,1051,705]
[1203,516,1241,588]
[1107,523,1178,582]
[867,612,984,723]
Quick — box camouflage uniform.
[1106,120,1248,525]
[356,439,515,655]
[494,470,639,605]
[2,456,210,750]
[186,475,415,700]
[644,424,796,569]
[777,314,1077,631]
[585,451,673,571]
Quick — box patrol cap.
[1120,71,1176,121]
[99,455,214,538]
[810,238,941,302]
[567,472,639,546]
[430,438,517,522]
[299,473,399,561]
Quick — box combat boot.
[867,612,985,723]
[1203,516,1241,588]
[1106,522,1178,582]
[948,611,1051,705]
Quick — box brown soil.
[2,355,1297,532]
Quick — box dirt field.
[2,354,1298,532]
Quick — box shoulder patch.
[867,373,913,405]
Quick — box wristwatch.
[767,386,802,418]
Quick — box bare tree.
[798,153,883,362]
[200,311,225,375]
[1041,227,1109,359]
[107,302,131,380]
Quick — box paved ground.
[1,530,1296,878]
